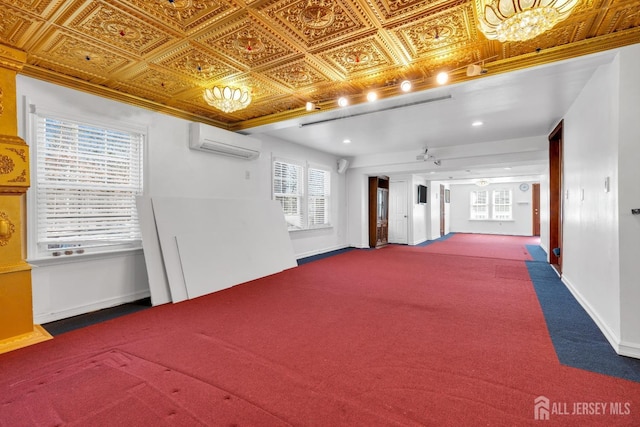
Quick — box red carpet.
[420,233,537,260]
[1,234,639,426]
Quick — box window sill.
[468,219,515,222]
[28,247,143,267]
[288,225,333,233]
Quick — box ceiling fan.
[416,148,442,166]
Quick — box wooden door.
[369,176,389,248]
[440,184,445,237]
[532,183,541,236]
[549,121,564,272]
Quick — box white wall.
[558,44,640,358]
[258,134,348,259]
[449,182,535,236]
[17,76,346,323]
[615,44,640,356]
[560,53,622,349]
[411,176,429,244]
[429,181,450,239]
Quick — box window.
[470,190,489,219]
[273,159,330,230]
[492,189,512,220]
[470,189,513,220]
[308,167,330,227]
[30,111,144,258]
[273,160,304,229]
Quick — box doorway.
[532,183,541,236]
[549,121,564,272]
[440,184,445,237]
[388,180,408,244]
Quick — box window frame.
[469,188,514,221]
[491,189,513,220]
[272,157,331,231]
[272,158,305,231]
[470,190,489,220]
[26,104,147,261]
[306,163,331,229]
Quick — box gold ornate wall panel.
[0,44,52,353]
[0,0,638,129]
[0,142,29,191]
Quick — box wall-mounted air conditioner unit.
[189,122,261,160]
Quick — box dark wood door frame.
[440,184,445,237]
[532,183,541,236]
[549,121,564,272]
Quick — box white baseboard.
[561,274,624,356]
[560,278,640,359]
[539,242,549,261]
[34,289,151,324]
[617,341,640,359]
[295,244,351,260]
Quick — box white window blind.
[273,160,304,230]
[273,159,331,230]
[470,190,489,219]
[308,167,330,227]
[34,116,143,255]
[492,189,513,220]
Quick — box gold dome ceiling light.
[478,0,579,42]
[204,86,252,113]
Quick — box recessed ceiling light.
[436,72,449,85]
[472,121,483,126]
[366,91,378,102]
[343,138,351,144]
[504,167,512,170]
[338,97,348,107]
[400,80,412,92]
[429,171,436,174]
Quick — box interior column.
[0,44,51,354]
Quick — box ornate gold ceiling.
[1,0,639,130]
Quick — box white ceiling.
[245,49,617,183]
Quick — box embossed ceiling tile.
[29,30,132,76]
[0,5,37,46]
[115,0,240,33]
[410,47,478,77]
[64,1,175,57]
[366,0,454,23]
[597,2,640,35]
[24,55,111,85]
[124,65,193,97]
[262,58,332,89]
[232,72,289,101]
[241,95,305,116]
[259,0,372,49]
[0,0,60,17]
[318,35,397,76]
[393,3,477,61]
[502,22,587,58]
[152,44,242,82]
[195,15,299,69]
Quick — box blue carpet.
[297,247,356,265]
[526,247,640,382]
[415,232,455,247]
